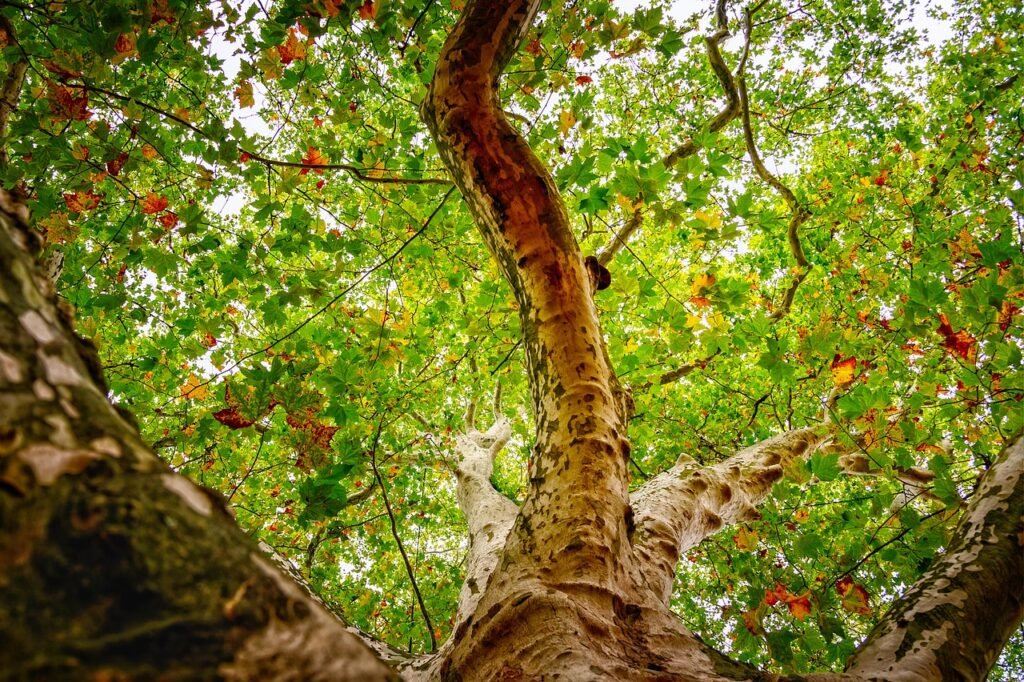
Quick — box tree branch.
[737,9,811,323]
[846,435,1024,681]
[451,415,517,626]
[369,420,437,653]
[630,428,824,603]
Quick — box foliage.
[1,0,1021,674]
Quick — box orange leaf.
[732,527,759,551]
[689,296,712,308]
[300,146,327,175]
[158,212,179,229]
[936,313,977,362]
[180,373,209,400]
[213,406,255,430]
[151,0,176,25]
[358,0,377,20]
[47,83,91,121]
[830,355,857,386]
[785,593,812,620]
[201,332,217,348]
[63,190,103,213]
[141,193,169,215]
[141,144,159,160]
[278,28,307,65]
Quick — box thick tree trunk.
[0,191,396,680]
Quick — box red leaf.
[575,75,593,85]
[151,0,176,25]
[936,313,977,362]
[106,152,129,176]
[525,39,542,56]
[141,192,169,215]
[278,28,307,64]
[114,33,136,55]
[358,0,377,20]
[213,407,256,430]
[158,212,179,229]
[48,83,91,121]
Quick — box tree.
[0,0,1021,679]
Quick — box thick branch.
[422,0,632,571]
[630,428,823,603]
[846,435,1024,682]
[452,417,518,625]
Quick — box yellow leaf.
[732,527,759,551]
[180,373,209,400]
[694,209,722,229]
[691,273,716,295]
[559,109,577,136]
[831,355,857,386]
[234,80,255,108]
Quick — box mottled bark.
[631,428,824,603]
[421,0,632,581]
[845,435,1024,682]
[0,191,396,681]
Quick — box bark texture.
[0,190,396,681]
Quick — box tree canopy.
[0,0,1021,677]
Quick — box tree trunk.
[0,191,396,680]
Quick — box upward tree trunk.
[0,191,395,680]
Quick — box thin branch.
[74,82,451,186]
[172,187,456,404]
[369,418,437,653]
[737,8,811,323]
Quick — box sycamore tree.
[0,0,1022,679]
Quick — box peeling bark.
[631,428,824,603]
[845,435,1024,682]
[0,191,396,680]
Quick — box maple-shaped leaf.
[300,146,327,175]
[525,39,542,55]
[70,145,90,161]
[38,211,78,244]
[63,190,103,213]
[278,28,307,65]
[836,576,872,615]
[691,273,716,295]
[830,355,857,386]
[200,332,217,348]
[936,313,977,362]
[47,83,91,121]
[158,212,179,229]
[559,109,577,136]
[234,81,255,108]
[732,527,759,551]
[141,192,169,214]
[106,152,129,176]
[998,300,1020,331]
[212,407,255,430]
[181,373,209,400]
[575,75,593,85]
[358,0,377,20]
[141,144,159,160]
[689,296,712,308]
[785,593,812,621]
